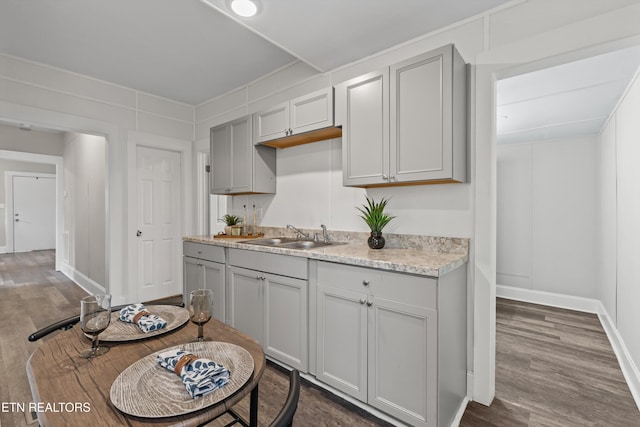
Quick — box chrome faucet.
[321,224,329,242]
[286,224,309,239]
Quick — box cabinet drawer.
[377,270,437,310]
[318,261,437,310]
[183,242,225,263]
[318,261,381,294]
[228,249,307,279]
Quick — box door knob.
[136,230,142,237]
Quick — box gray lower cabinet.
[228,249,308,371]
[183,242,225,322]
[315,261,467,427]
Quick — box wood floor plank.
[462,298,640,427]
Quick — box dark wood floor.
[461,298,640,426]
[1,251,638,426]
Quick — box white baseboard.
[496,285,601,313]
[61,263,105,296]
[450,397,469,427]
[597,303,640,412]
[0,246,6,254]
[497,285,640,412]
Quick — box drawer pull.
[362,280,370,286]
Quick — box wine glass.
[189,289,213,342]
[79,294,111,358]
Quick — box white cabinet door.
[210,116,276,195]
[229,116,252,193]
[253,88,335,145]
[337,70,389,187]
[184,256,203,298]
[263,272,308,371]
[183,257,225,323]
[368,296,437,427]
[210,124,231,194]
[254,102,289,144]
[228,266,263,343]
[290,88,334,135]
[316,284,368,401]
[390,48,451,183]
[338,44,466,187]
[203,259,226,323]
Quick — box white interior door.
[12,175,56,252]
[136,146,182,301]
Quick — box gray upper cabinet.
[210,115,276,195]
[253,87,340,148]
[336,44,467,187]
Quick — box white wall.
[497,136,598,298]
[597,118,617,321]
[604,69,640,380]
[0,53,195,305]
[63,132,106,290]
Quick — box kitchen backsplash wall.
[226,138,473,239]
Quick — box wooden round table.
[26,316,265,426]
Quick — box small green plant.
[220,214,242,226]
[356,196,395,233]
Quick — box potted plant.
[356,196,395,249]
[220,214,242,236]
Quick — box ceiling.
[497,45,640,144]
[0,0,512,105]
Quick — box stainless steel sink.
[280,240,335,249]
[240,237,344,250]
[241,237,300,246]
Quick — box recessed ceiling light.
[230,0,257,17]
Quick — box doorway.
[495,45,640,305]
[9,173,55,252]
[135,145,182,301]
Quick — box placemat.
[99,305,189,342]
[110,341,254,418]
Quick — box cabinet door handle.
[389,175,395,180]
[362,280,370,286]
[359,299,366,305]
[366,301,373,307]
[382,174,389,180]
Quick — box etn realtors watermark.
[1,401,91,413]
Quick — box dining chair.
[224,368,300,427]
[269,368,300,427]
[27,300,184,342]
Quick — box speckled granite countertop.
[184,228,468,278]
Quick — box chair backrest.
[27,301,185,342]
[269,369,301,427]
